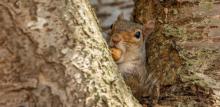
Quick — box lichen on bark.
[0,0,141,107]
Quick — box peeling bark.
[0,0,141,107]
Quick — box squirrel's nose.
[112,36,121,44]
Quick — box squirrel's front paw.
[110,48,122,61]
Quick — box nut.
[110,48,122,61]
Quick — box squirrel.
[108,15,159,105]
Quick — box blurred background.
[90,0,134,31]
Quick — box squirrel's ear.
[117,13,124,20]
[143,20,155,38]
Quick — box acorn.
[110,48,122,61]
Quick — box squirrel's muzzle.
[112,35,121,44]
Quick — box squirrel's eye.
[110,24,113,29]
[134,31,141,39]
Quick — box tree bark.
[134,0,220,106]
[0,0,141,107]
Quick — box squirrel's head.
[109,16,155,63]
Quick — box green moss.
[172,9,178,15]
[199,0,214,11]
[163,24,187,39]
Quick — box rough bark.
[134,0,220,106]
[0,0,141,107]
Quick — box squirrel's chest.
[117,61,145,76]
[117,61,147,98]
[118,62,136,73]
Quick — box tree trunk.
[134,0,220,106]
[0,0,141,107]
